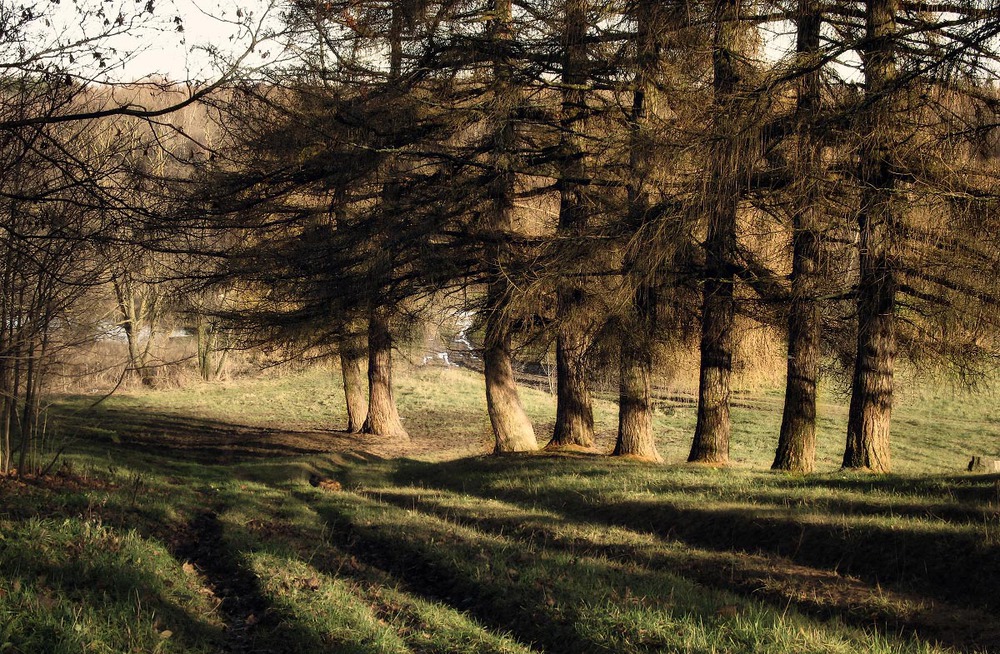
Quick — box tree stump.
[967,456,1000,473]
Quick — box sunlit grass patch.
[17,365,999,653]
[0,516,223,653]
[305,486,957,654]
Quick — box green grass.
[55,364,999,472]
[1,364,997,652]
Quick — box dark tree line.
[4,0,999,474]
[179,0,1000,473]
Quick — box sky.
[36,0,283,83]
[33,0,864,85]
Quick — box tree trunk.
[774,258,820,471]
[843,0,899,473]
[548,0,595,449]
[16,342,36,475]
[362,307,408,439]
[340,318,368,433]
[197,316,216,382]
[484,309,537,452]
[774,0,823,473]
[482,0,537,454]
[615,289,660,460]
[688,0,751,465]
[114,277,157,387]
[613,0,665,462]
[689,274,733,463]
[550,325,595,448]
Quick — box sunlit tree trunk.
[362,306,408,439]
[340,316,368,433]
[548,0,595,449]
[359,12,409,442]
[614,2,662,461]
[616,288,661,461]
[483,0,537,453]
[774,0,823,473]
[484,314,537,452]
[844,0,899,473]
[689,0,751,464]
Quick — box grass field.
[1,364,998,653]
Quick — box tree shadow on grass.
[362,486,1000,653]
[0,535,224,652]
[310,497,629,654]
[170,505,331,653]
[388,458,1000,617]
[53,404,368,463]
[307,490,906,654]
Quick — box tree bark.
[362,307,408,439]
[614,1,665,462]
[616,288,661,460]
[548,0,595,449]
[689,271,734,463]
[774,0,823,473]
[482,0,537,454]
[484,309,537,452]
[689,0,755,465]
[843,0,899,473]
[340,317,368,433]
[550,323,595,447]
[359,13,409,442]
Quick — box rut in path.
[171,501,321,653]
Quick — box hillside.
[0,366,997,653]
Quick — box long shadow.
[363,487,1000,653]
[171,502,329,653]
[0,564,220,651]
[310,495,627,654]
[389,458,1000,615]
[53,403,365,463]
[0,480,228,650]
[0,550,224,652]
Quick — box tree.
[613,0,675,462]
[688,0,759,464]
[480,0,539,454]
[772,0,826,473]
[0,86,125,473]
[548,0,597,449]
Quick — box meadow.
[0,364,998,653]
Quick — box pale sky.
[36,0,283,83]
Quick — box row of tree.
[1,0,999,475]
[184,0,1000,473]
